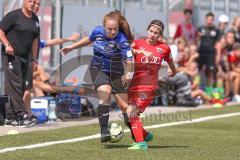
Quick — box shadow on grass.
[104,144,188,149]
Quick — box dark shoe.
[4,118,19,126]
[18,114,37,128]
[100,129,111,143]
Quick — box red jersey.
[228,51,240,64]
[130,39,173,88]
[174,23,196,43]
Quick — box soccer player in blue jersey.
[60,10,134,143]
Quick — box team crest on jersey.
[139,92,147,100]
[157,48,163,54]
[107,41,116,48]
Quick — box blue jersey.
[89,26,132,73]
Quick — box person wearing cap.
[218,14,229,37]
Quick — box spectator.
[229,16,240,43]
[23,0,80,117]
[175,37,189,67]
[226,43,240,101]
[174,8,196,44]
[218,14,229,37]
[0,0,39,127]
[197,12,220,87]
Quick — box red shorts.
[128,85,157,112]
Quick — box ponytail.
[103,10,134,43]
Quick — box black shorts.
[198,54,215,72]
[89,65,127,94]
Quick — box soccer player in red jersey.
[127,20,177,150]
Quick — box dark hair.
[103,10,134,42]
[225,30,235,37]
[147,20,164,35]
[183,8,193,15]
[206,12,215,18]
[233,43,240,50]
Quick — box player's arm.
[122,49,134,84]
[132,48,153,58]
[45,33,80,47]
[121,41,134,84]
[59,36,92,55]
[131,40,153,58]
[167,61,177,77]
[164,47,177,77]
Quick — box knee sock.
[142,127,148,138]
[122,112,135,141]
[130,116,144,142]
[97,104,110,133]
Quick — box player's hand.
[59,46,73,56]
[142,50,153,59]
[167,71,176,77]
[121,72,133,87]
[32,60,38,71]
[5,44,14,56]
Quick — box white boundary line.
[0,112,240,154]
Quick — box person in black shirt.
[0,0,39,127]
[197,12,220,87]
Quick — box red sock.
[142,127,148,138]
[130,117,144,142]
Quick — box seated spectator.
[23,33,81,116]
[226,43,240,101]
[175,37,189,67]
[32,65,86,97]
[229,16,240,43]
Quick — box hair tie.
[150,24,162,31]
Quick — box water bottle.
[48,100,57,121]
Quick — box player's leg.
[113,93,136,141]
[90,65,112,143]
[127,104,148,150]
[97,84,112,143]
[127,89,155,150]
